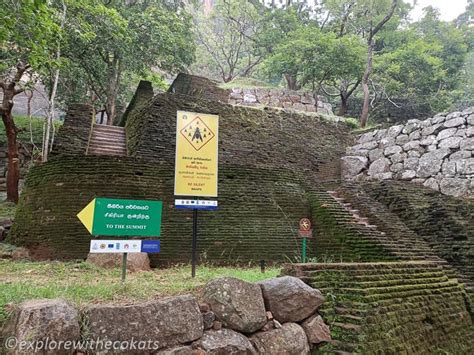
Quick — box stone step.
[92,124,125,132]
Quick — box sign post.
[174,111,219,278]
[78,198,162,282]
[298,218,312,263]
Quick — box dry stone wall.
[228,88,333,115]
[168,73,334,115]
[341,107,474,198]
[1,276,330,354]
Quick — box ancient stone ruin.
[342,107,474,198]
[6,74,474,353]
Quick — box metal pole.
[302,237,307,263]
[121,252,128,282]
[191,208,198,278]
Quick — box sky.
[410,0,469,21]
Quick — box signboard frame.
[174,111,219,198]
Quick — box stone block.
[259,276,324,323]
[250,323,309,355]
[3,299,80,355]
[84,295,203,351]
[203,277,266,333]
[436,128,457,141]
[341,156,368,180]
[199,329,257,354]
[438,136,462,149]
[301,314,331,345]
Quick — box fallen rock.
[302,314,331,345]
[86,252,150,272]
[259,276,324,323]
[250,322,309,355]
[199,329,257,355]
[202,277,266,333]
[84,295,203,351]
[3,299,80,355]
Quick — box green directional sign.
[77,198,162,237]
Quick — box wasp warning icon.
[180,116,215,151]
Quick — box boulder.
[443,116,465,128]
[250,323,309,355]
[301,314,331,345]
[442,160,456,176]
[416,149,450,178]
[369,148,384,162]
[460,137,474,150]
[3,299,80,355]
[358,131,376,144]
[368,158,391,178]
[84,295,203,351]
[340,156,368,180]
[384,145,403,156]
[403,141,421,152]
[259,276,324,323]
[468,114,474,126]
[404,157,419,170]
[439,178,470,197]
[438,136,462,149]
[449,150,472,161]
[202,277,266,333]
[390,152,406,164]
[436,128,457,141]
[456,158,474,175]
[387,125,403,138]
[86,252,150,272]
[423,178,440,191]
[408,130,421,140]
[466,127,474,137]
[420,136,436,146]
[401,170,416,180]
[395,134,410,145]
[199,329,257,355]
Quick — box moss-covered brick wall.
[168,73,230,103]
[119,80,154,127]
[359,180,474,301]
[125,93,354,180]
[51,103,93,156]
[283,262,474,354]
[8,156,320,264]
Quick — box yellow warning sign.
[175,111,219,197]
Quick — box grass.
[0,115,62,145]
[0,259,280,325]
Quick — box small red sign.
[299,218,311,232]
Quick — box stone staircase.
[87,124,127,156]
[283,262,474,354]
[326,189,441,262]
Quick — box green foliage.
[264,26,365,92]
[191,0,261,82]
[0,115,62,145]
[0,0,60,78]
[57,0,195,113]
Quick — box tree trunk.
[284,73,299,91]
[360,39,374,128]
[105,56,121,125]
[1,90,20,203]
[338,94,349,116]
[43,1,66,162]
